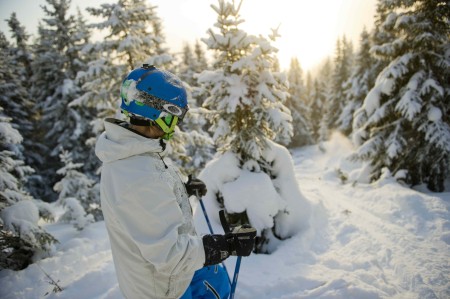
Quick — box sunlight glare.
[239,0,345,72]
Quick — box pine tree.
[351,0,450,192]
[6,13,33,79]
[308,79,325,143]
[286,57,313,147]
[175,42,215,176]
[0,104,56,270]
[338,28,377,135]
[199,0,292,158]
[198,0,310,253]
[0,31,33,152]
[316,58,334,145]
[324,36,354,131]
[28,0,91,201]
[75,0,173,137]
[178,43,196,86]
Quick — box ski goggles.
[155,114,179,140]
[135,90,188,121]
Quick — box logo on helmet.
[163,104,183,116]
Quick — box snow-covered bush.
[199,140,311,253]
[54,150,99,229]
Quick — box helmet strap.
[130,116,153,126]
[155,115,178,140]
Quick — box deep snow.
[1,133,449,299]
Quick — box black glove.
[185,175,207,197]
[203,225,257,266]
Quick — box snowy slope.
[1,133,449,299]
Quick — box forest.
[0,0,449,273]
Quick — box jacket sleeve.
[112,173,205,277]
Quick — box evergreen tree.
[338,28,377,135]
[6,14,36,158]
[351,0,450,192]
[0,104,56,270]
[0,31,33,154]
[30,0,90,201]
[308,79,325,143]
[178,98,215,177]
[286,57,312,147]
[324,36,354,131]
[194,40,209,73]
[199,0,292,157]
[75,0,173,137]
[178,43,196,86]
[198,0,310,253]
[316,58,334,145]
[6,13,33,79]
[175,41,214,176]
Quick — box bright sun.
[149,0,376,73]
[239,0,342,71]
[237,0,375,72]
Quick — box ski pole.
[199,197,214,236]
[198,192,231,285]
[219,210,243,299]
[230,256,241,299]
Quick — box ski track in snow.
[236,140,449,299]
[1,135,449,299]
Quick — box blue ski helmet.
[120,64,189,122]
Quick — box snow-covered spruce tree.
[324,36,354,131]
[178,41,210,90]
[6,13,33,80]
[0,31,33,158]
[5,14,40,173]
[29,0,92,201]
[308,79,325,143]
[53,150,98,229]
[178,43,197,86]
[286,57,313,147]
[0,105,57,270]
[174,42,215,176]
[75,0,157,130]
[198,0,310,253]
[338,28,378,136]
[316,58,334,146]
[351,0,450,192]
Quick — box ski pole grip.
[219,210,231,233]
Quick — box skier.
[95,64,256,299]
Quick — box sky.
[0,0,378,72]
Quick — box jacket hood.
[95,118,164,163]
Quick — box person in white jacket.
[95,65,256,299]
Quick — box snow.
[222,169,283,234]
[428,106,442,122]
[1,200,40,241]
[1,133,449,299]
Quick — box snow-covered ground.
[1,133,449,299]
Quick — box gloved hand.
[226,224,257,256]
[185,175,207,197]
[203,225,257,266]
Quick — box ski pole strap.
[219,210,231,233]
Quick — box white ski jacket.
[95,118,205,299]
